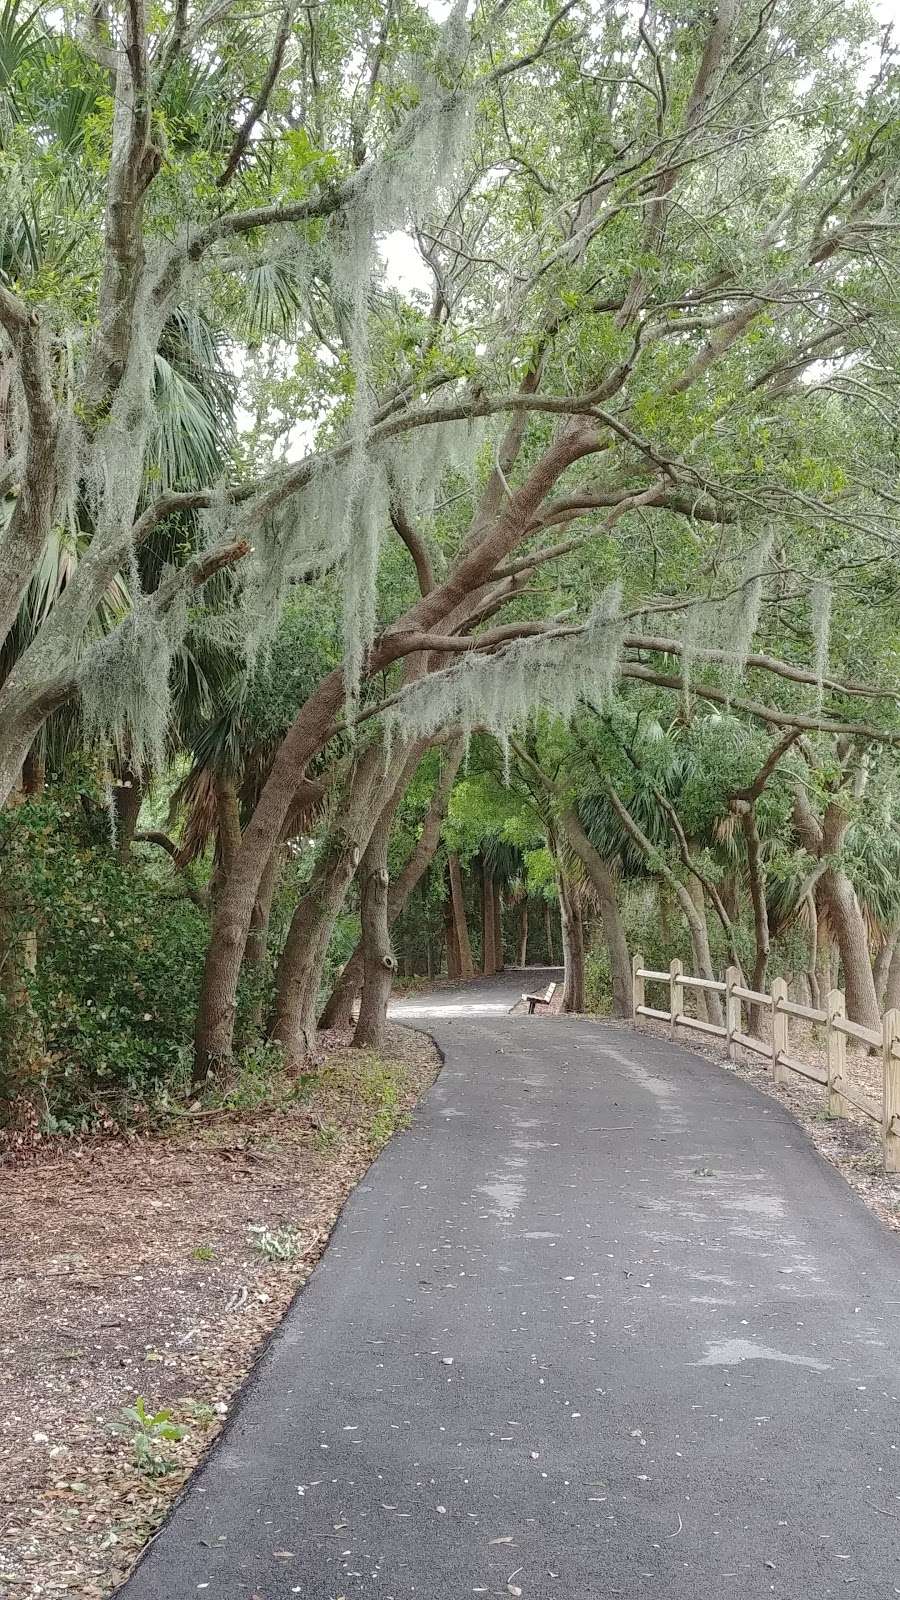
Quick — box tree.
[0,0,897,1094]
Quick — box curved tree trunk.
[320,944,364,1032]
[684,872,715,1025]
[236,845,284,1043]
[267,748,391,1069]
[885,940,900,1014]
[320,737,464,1028]
[682,870,727,1029]
[793,777,879,1030]
[21,745,45,797]
[193,668,349,1084]
[874,929,898,1010]
[605,781,722,1026]
[735,801,769,1033]
[352,830,395,1051]
[212,772,242,893]
[560,808,631,1017]
[192,428,596,1080]
[243,846,283,974]
[560,879,585,1012]
[448,852,475,979]
[269,834,362,1067]
[820,866,879,1030]
[806,891,820,1012]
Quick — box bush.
[0,793,207,1126]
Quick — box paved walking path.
[120,972,900,1599]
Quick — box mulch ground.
[0,1026,440,1599]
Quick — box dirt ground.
[0,1027,440,1599]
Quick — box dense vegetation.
[1,0,899,1128]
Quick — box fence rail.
[631,954,900,1172]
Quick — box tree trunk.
[320,737,464,1028]
[560,808,631,1017]
[269,834,364,1066]
[114,770,143,864]
[816,915,833,1001]
[820,866,879,1030]
[213,772,242,891]
[544,901,555,965]
[874,929,898,1010]
[683,872,723,1027]
[517,902,528,967]
[721,871,740,922]
[885,940,900,1013]
[792,780,879,1031]
[21,746,45,797]
[558,879,570,989]
[482,861,497,975]
[193,667,349,1083]
[806,891,820,1012]
[352,830,395,1051]
[266,749,391,1070]
[605,781,722,1026]
[560,879,585,1012]
[736,802,769,1034]
[236,845,284,1043]
[243,846,282,974]
[320,944,364,1032]
[448,852,475,979]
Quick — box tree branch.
[217,3,296,187]
[389,500,434,596]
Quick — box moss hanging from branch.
[384,583,624,743]
[78,592,187,774]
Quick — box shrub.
[0,793,207,1125]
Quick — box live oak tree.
[1,0,899,1085]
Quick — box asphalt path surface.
[119,970,900,1599]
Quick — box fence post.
[669,958,683,1039]
[826,989,849,1119]
[771,977,788,1084]
[632,954,644,1025]
[725,966,740,1061]
[882,1009,900,1173]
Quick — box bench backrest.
[544,982,557,1002]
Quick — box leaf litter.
[0,1027,439,1597]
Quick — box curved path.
[120,972,900,1599]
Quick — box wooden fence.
[632,954,900,1173]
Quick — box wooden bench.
[523,981,556,1014]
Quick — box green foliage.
[312,1119,342,1153]
[356,1053,407,1146]
[113,1398,187,1478]
[247,1222,303,1261]
[0,790,206,1123]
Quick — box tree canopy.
[1,0,900,1119]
